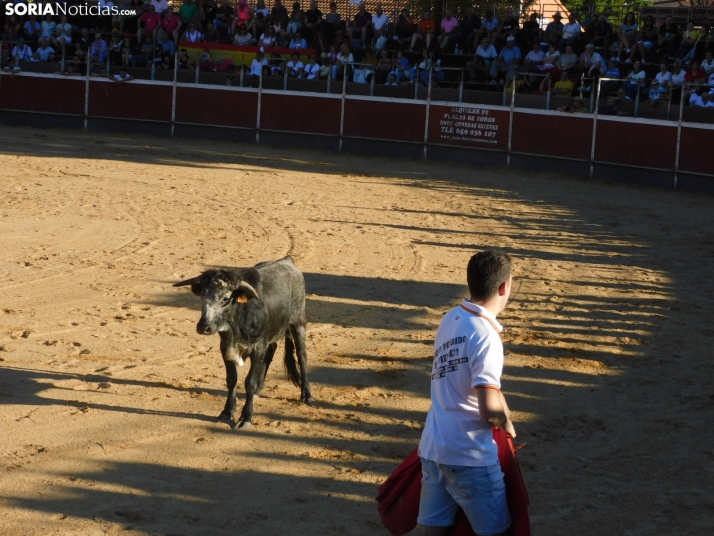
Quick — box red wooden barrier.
[511,112,592,160]
[343,99,425,143]
[175,86,257,128]
[428,105,509,151]
[261,93,340,135]
[0,76,84,116]
[88,81,172,122]
[595,119,677,170]
[677,125,714,175]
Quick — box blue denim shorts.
[417,457,511,536]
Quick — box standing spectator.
[658,15,679,59]
[438,10,459,51]
[553,69,574,95]
[467,36,496,81]
[270,0,289,31]
[560,13,582,53]
[623,60,646,100]
[617,12,638,60]
[372,4,389,39]
[36,39,56,61]
[490,35,520,81]
[179,0,200,31]
[409,11,435,51]
[288,2,304,37]
[151,0,169,15]
[543,12,564,47]
[331,42,353,79]
[458,8,480,53]
[491,8,518,47]
[591,15,613,53]
[628,15,657,64]
[348,3,372,47]
[162,7,183,43]
[185,22,203,42]
[234,25,253,45]
[289,31,307,48]
[139,5,162,44]
[217,0,237,36]
[12,38,33,62]
[40,14,57,42]
[478,11,499,43]
[204,21,221,42]
[522,12,541,46]
[303,54,319,79]
[322,2,339,43]
[304,0,323,40]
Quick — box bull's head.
[173,271,260,336]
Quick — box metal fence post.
[546,84,551,110]
[256,71,262,143]
[339,65,347,152]
[240,62,245,87]
[171,51,178,137]
[458,69,463,103]
[634,85,640,117]
[84,57,90,129]
[327,67,332,94]
[195,63,199,84]
[414,69,419,99]
[507,74,516,167]
[423,68,433,159]
[370,69,375,96]
[673,90,685,190]
[283,60,288,90]
[151,60,155,81]
[590,77,602,179]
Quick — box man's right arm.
[475,386,516,437]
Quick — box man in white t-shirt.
[406,250,515,536]
[372,4,389,37]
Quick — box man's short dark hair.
[467,250,511,301]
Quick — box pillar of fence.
[327,67,332,94]
[370,70,375,96]
[546,83,551,110]
[240,62,245,87]
[151,60,155,81]
[458,70,464,103]
[423,68,433,159]
[84,57,90,129]
[506,74,516,167]
[171,51,178,137]
[339,66,347,152]
[673,89,686,190]
[195,64,199,84]
[283,61,288,90]
[589,77,602,179]
[256,71,263,143]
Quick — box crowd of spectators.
[1,1,713,111]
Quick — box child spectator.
[287,51,303,77]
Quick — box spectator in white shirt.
[303,54,320,79]
[287,52,304,77]
[580,43,605,79]
[702,51,714,77]
[40,14,57,41]
[11,38,33,61]
[655,62,672,88]
[671,60,686,86]
[372,4,389,37]
[249,51,268,85]
[560,13,582,52]
[331,43,353,79]
[151,0,169,14]
[51,15,73,56]
[36,39,55,61]
[467,37,497,81]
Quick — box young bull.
[174,256,313,429]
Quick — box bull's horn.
[238,281,260,300]
[173,276,202,287]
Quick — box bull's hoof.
[303,397,315,406]
[216,412,232,424]
[232,419,252,430]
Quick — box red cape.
[376,428,530,536]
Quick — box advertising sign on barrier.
[428,105,509,150]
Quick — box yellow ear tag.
[236,295,249,304]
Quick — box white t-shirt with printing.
[418,299,504,467]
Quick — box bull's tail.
[284,330,302,388]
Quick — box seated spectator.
[385,73,399,85]
[646,79,668,105]
[557,96,587,113]
[658,15,679,59]
[11,38,33,62]
[36,39,56,62]
[289,32,307,49]
[683,60,706,101]
[623,60,646,100]
[671,60,686,86]
[591,15,613,53]
[543,12,564,47]
[438,10,459,51]
[521,41,545,72]
[40,14,57,42]
[628,15,657,64]
[522,12,541,46]
[276,27,290,48]
[131,34,155,67]
[185,23,203,43]
[554,70,574,96]
[372,4,389,39]
[113,67,134,81]
[234,25,253,46]
[88,54,107,77]
[391,49,410,82]
[490,35,520,81]
[601,58,621,94]
[697,91,714,106]
[204,22,221,43]
[139,5,162,44]
[287,51,303,77]
[457,8,480,53]
[3,57,21,73]
[617,12,638,61]
[655,62,672,88]
[348,3,372,47]
[24,15,41,45]
[676,21,699,60]
[375,48,392,83]
[538,43,560,72]
[467,36,497,81]
[162,7,182,43]
[226,0,246,36]
[28,52,41,63]
[491,8,517,47]
[322,2,340,42]
[557,44,578,74]
[303,54,320,79]
[248,0,270,39]
[598,95,619,115]
[410,48,432,85]
[259,25,277,47]
[310,30,327,56]
[536,71,553,93]
[51,16,73,56]
[409,11,435,51]
[580,44,605,78]
[304,0,323,40]
[177,49,191,69]
[560,13,582,53]
[395,8,415,43]
[90,33,109,64]
[331,43,353,80]
[604,57,620,78]
[157,31,175,57]
[478,11,499,43]
[269,52,284,76]
[249,50,267,84]
[269,0,289,31]
[701,51,714,77]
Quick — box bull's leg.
[218,331,238,423]
[234,352,268,429]
[257,342,277,394]
[290,324,313,406]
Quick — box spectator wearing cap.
[491,8,518,47]
[139,5,162,44]
[591,15,613,52]
[162,7,182,43]
[544,12,564,47]
[289,32,307,49]
[557,96,587,113]
[467,36,497,81]
[36,39,56,62]
[477,10,499,43]
[647,79,668,105]
[490,35,521,81]
[304,54,320,79]
[11,38,33,62]
[560,13,582,53]
[438,10,459,51]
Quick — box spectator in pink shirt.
[438,10,459,51]
[162,7,182,43]
[139,5,163,44]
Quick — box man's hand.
[501,418,516,438]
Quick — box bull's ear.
[174,276,203,296]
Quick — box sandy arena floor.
[0,126,713,536]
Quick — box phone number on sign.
[444,128,497,138]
